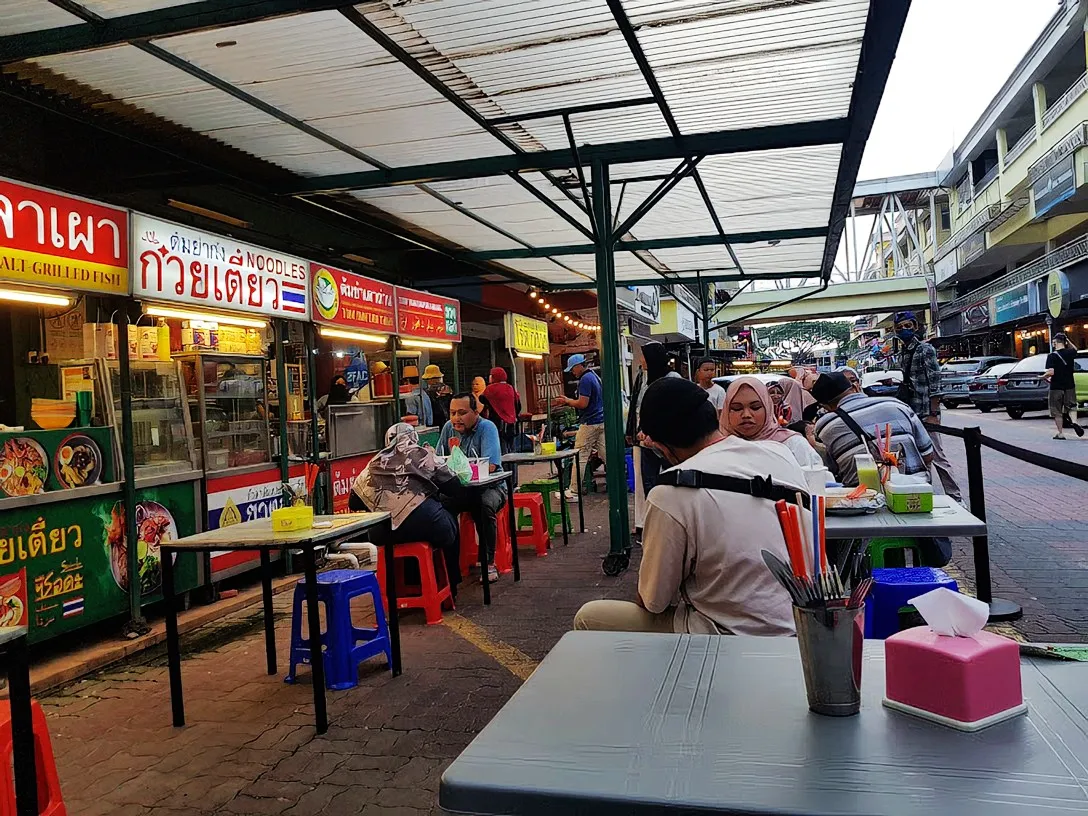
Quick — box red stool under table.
[377,541,454,625]
[1,700,66,816]
[513,492,550,557]
[459,506,514,575]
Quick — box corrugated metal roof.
[0,1,82,35]
[11,0,885,288]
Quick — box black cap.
[640,377,710,446]
[811,372,853,405]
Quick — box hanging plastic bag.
[447,445,473,484]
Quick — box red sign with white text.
[310,263,395,334]
[395,285,462,342]
[0,177,129,294]
[330,454,376,514]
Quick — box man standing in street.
[893,311,963,503]
[1045,332,1084,440]
[693,357,727,419]
[557,353,604,500]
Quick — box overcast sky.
[858,0,1058,180]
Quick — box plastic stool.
[377,541,454,625]
[513,492,549,557]
[517,479,570,537]
[865,567,958,639]
[286,569,391,690]
[868,537,924,568]
[625,450,635,493]
[459,506,514,574]
[1,700,66,816]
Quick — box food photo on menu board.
[0,428,114,497]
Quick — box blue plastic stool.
[285,569,392,690]
[865,567,958,640]
[625,450,635,494]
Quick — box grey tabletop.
[162,513,390,551]
[0,625,28,647]
[461,470,512,488]
[825,495,986,539]
[502,449,580,464]
[440,632,1088,816]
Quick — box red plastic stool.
[513,492,549,557]
[376,541,454,625]
[1,700,66,816]
[458,506,514,575]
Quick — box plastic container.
[884,480,933,513]
[272,505,314,531]
[540,441,557,455]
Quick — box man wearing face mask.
[573,378,803,636]
[893,311,963,503]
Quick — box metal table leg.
[508,471,521,581]
[574,451,586,533]
[8,633,38,816]
[556,456,570,547]
[302,544,329,734]
[162,547,185,727]
[381,522,402,677]
[260,549,277,675]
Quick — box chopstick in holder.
[818,496,827,572]
[776,500,807,578]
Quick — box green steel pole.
[452,342,462,392]
[698,271,710,349]
[390,335,402,420]
[592,159,631,561]
[304,323,322,513]
[275,320,290,491]
[118,311,144,628]
[544,352,552,434]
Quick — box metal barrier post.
[963,426,1023,622]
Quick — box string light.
[524,287,599,331]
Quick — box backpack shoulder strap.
[832,405,883,459]
[656,469,810,509]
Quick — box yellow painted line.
[444,614,539,680]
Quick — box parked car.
[712,373,785,390]
[996,351,1088,418]
[966,362,1018,412]
[939,356,1017,408]
[861,369,902,398]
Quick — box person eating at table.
[349,423,466,597]
[437,393,506,584]
[573,377,802,636]
[719,376,823,469]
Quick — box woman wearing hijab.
[482,367,521,453]
[630,342,681,542]
[350,423,466,597]
[719,376,823,469]
[777,377,809,425]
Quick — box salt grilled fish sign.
[132,214,309,319]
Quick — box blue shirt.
[402,390,433,426]
[437,416,503,470]
[577,369,604,425]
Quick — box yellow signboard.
[505,313,549,356]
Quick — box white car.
[860,369,903,398]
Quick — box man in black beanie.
[573,377,804,636]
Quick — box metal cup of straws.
[794,603,865,716]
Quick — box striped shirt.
[814,393,934,485]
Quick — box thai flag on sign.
[281,281,307,314]
[63,597,85,618]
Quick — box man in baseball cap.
[556,353,605,499]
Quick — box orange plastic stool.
[513,492,550,557]
[1,700,66,816]
[376,541,454,625]
[458,506,514,574]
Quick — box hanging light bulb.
[552,307,559,314]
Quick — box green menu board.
[0,481,200,644]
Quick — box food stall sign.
[329,453,377,514]
[394,286,461,342]
[1047,269,1070,319]
[205,465,305,574]
[310,263,395,333]
[504,313,549,356]
[132,214,309,320]
[0,177,128,295]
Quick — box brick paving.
[30,437,1088,814]
[940,408,1088,642]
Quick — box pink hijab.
[720,376,798,444]
[777,378,809,424]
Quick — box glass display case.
[104,359,197,477]
[177,353,272,473]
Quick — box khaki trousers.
[574,422,606,460]
[573,600,675,633]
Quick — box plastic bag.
[447,445,473,484]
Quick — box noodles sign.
[0,177,128,295]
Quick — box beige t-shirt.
[638,436,805,637]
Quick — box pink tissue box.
[883,627,1027,731]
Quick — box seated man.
[437,393,506,584]
[811,372,934,486]
[574,378,803,636]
